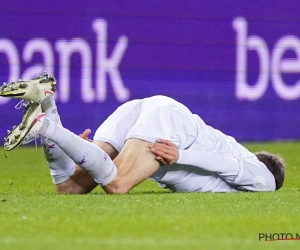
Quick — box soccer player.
[0,73,285,194]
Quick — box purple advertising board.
[1,0,300,143]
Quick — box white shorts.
[94,96,198,152]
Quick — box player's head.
[255,151,285,190]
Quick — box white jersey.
[94,96,275,192]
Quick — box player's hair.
[255,151,285,190]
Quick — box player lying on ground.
[0,73,285,194]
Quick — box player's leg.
[40,88,120,193]
[0,73,113,194]
[5,111,121,194]
[41,101,120,194]
[0,73,76,184]
[40,95,77,185]
[55,138,158,195]
[103,138,160,194]
[34,117,119,188]
[56,141,119,194]
[33,116,158,194]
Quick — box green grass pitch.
[0,142,300,250]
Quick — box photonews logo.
[259,233,300,242]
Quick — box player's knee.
[56,186,76,194]
[55,181,90,195]
[103,179,131,194]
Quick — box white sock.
[40,96,76,184]
[40,118,117,186]
[41,96,62,125]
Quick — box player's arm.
[150,140,276,191]
[149,139,240,177]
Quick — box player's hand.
[79,129,93,143]
[149,139,179,165]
